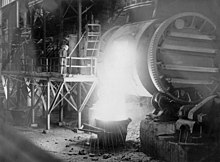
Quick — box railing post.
[31,59,34,72]
[94,58,97,75]
[90,58,92,75]
[46,58,48,72]
[46,80,51,130]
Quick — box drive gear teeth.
[148,20,168,93]
[148,12,217,104]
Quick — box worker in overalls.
[59,44,69,75]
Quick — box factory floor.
[16,120,163,162]
[14,97,164,162]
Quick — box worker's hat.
[62,45,69,51]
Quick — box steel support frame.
[0,0,97,130]
[1,75,46,126]
[45,79,97,130]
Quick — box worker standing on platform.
[59,44,69,75]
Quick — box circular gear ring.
[148,12,217,104]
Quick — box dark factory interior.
[1,0,220,162]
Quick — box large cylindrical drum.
[98,12,220,104]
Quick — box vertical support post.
[78,83,82,128]
[31,79,37,127]
[23,11,27,28]
[31,80,34,123]
[90,58,93,75]
[6,78,9,110]
[46,58,48,72]
[4,77,9,122]
[43,7,47,68]
[78,0,82,66]
[60,1,64,43]
[78,111,82,128]
[0,6,3,122]
[31,59,34,71]
[77,0,82,128]
[16,79,20,109]
[16,0,19,28]
[94,58,97,75]
[59,86,64,124]
[78,0,82,46]
[59,1,64,73]
[0,7,2,76]
[46,80,51,130]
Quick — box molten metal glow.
[94,38,135,121]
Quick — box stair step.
[87,40,100,43]
[87,48,99,50]
[88,32,100,36]
[87,24,101,27]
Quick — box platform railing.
[2,58,37,72]
[39,57,59,73]
[65,57,97,76]
[2,56,97,76]
[1,0,16,7]
[39,56,97,76]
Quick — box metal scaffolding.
[0,0,100,129]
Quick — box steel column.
[77,0,82,128]
[16,0,19,28]
[46,80,51,130]
[30,79,37,127]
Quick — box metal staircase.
[85,24,101,57]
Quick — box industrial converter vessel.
[99,0,220,161]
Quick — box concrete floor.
[17,120,162,162]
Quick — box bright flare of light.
[94,38,136,121]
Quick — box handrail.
[2,56,97,76]
[65,57,97,75]
[38,56,97,75]
[2,58,37,72]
